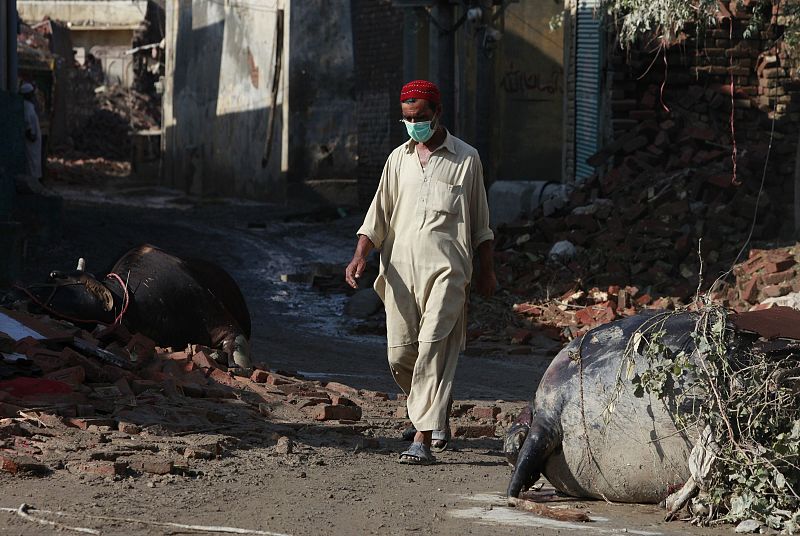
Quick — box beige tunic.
[357,132,494,348]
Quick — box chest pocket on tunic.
[428,180,462,215]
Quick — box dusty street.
[0,185,731,536]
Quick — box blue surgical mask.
[403,117,437,143]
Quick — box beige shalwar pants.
[387,323,461,432]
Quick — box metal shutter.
[574,0,602,182]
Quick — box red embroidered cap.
[400,80,440,105]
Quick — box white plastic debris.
[548,240,576,262]
[735,519,761,533]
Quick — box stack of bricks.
[725,246,800,308]
[602,0,800,229]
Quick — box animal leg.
[503,404,533,467]
[664,477,699,521]
[506,412,560,498]
[221,334,252,369]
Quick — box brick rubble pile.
[0,307,511,478]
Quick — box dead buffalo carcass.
[504,311,702,504]
[13,244,252,368]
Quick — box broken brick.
[762,284,791,298]
[0,454,49,475]
[330,394,355,406]
[763,259,796,274]
[117,421,141,434]
[360,390,389,401]
[313,404,362,421]
[191,350,222,370]
[324,381,360,397]
[452,424,496,438]
[250,369,270,383]
[68,461,127,477]
[128,459,174,475]
[266,373,292,386]
[471,406,501,420]
[44,366,86,386]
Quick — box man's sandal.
[398,442,436,465]
[431,426,451,453]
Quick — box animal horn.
[77,258,86,272]
[506,417,557,498]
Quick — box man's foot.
[402,424,450,452]
[398,442,436,465]
[431,426,450,453]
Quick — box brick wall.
[350,0,405,208]
[600,0,800,238]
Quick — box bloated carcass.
[505,311,702,503]
[14,244,252,368]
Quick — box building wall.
[287,0,358,186]
[494,0,565,182]
[351,0,404,208]
[17,0,148,27]
[71,28,134,49]
[162,0,286,199]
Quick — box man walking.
[345,80,496,464]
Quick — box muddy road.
[1,186,728,535]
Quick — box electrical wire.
[707,44,779,296]
[505,8,565,51]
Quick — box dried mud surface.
[1,186,731,535]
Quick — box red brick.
[60,347,106,382]
[325,381,359,397]
[452,424,496,438]
[126,334,156,364]
[471,406,501,420]
[68,461,127,477]
[330,394,355,406]
[44,366,86,386]
[266,374,292,386]
[128,459,173,475]
[117,421,141,434]
[313,404,362,421]
[27,412,67,428]
[164,350,189,361]
[93,323,132,345]
[360,390,389,401]
[0,454,48,475]
[761,269,795,286]
[68,417,116,430]
[762,284,791,298]
[763,259,795,274]
[192,350,222,370]
[207,368,239,389]
[24,347,65,374]
[250,370,270,383]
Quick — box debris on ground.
[0,307,516,481]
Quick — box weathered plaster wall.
[71,29,134,49]
[495,0,564,182]
[287,0,357,184]
[162,0,285,199]
[17,1,148,28]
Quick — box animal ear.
[80,275,114,312]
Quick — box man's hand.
[475,269,497,297]
[345,255,367,288]
[475,239,496,297]
[345,235,375,289]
